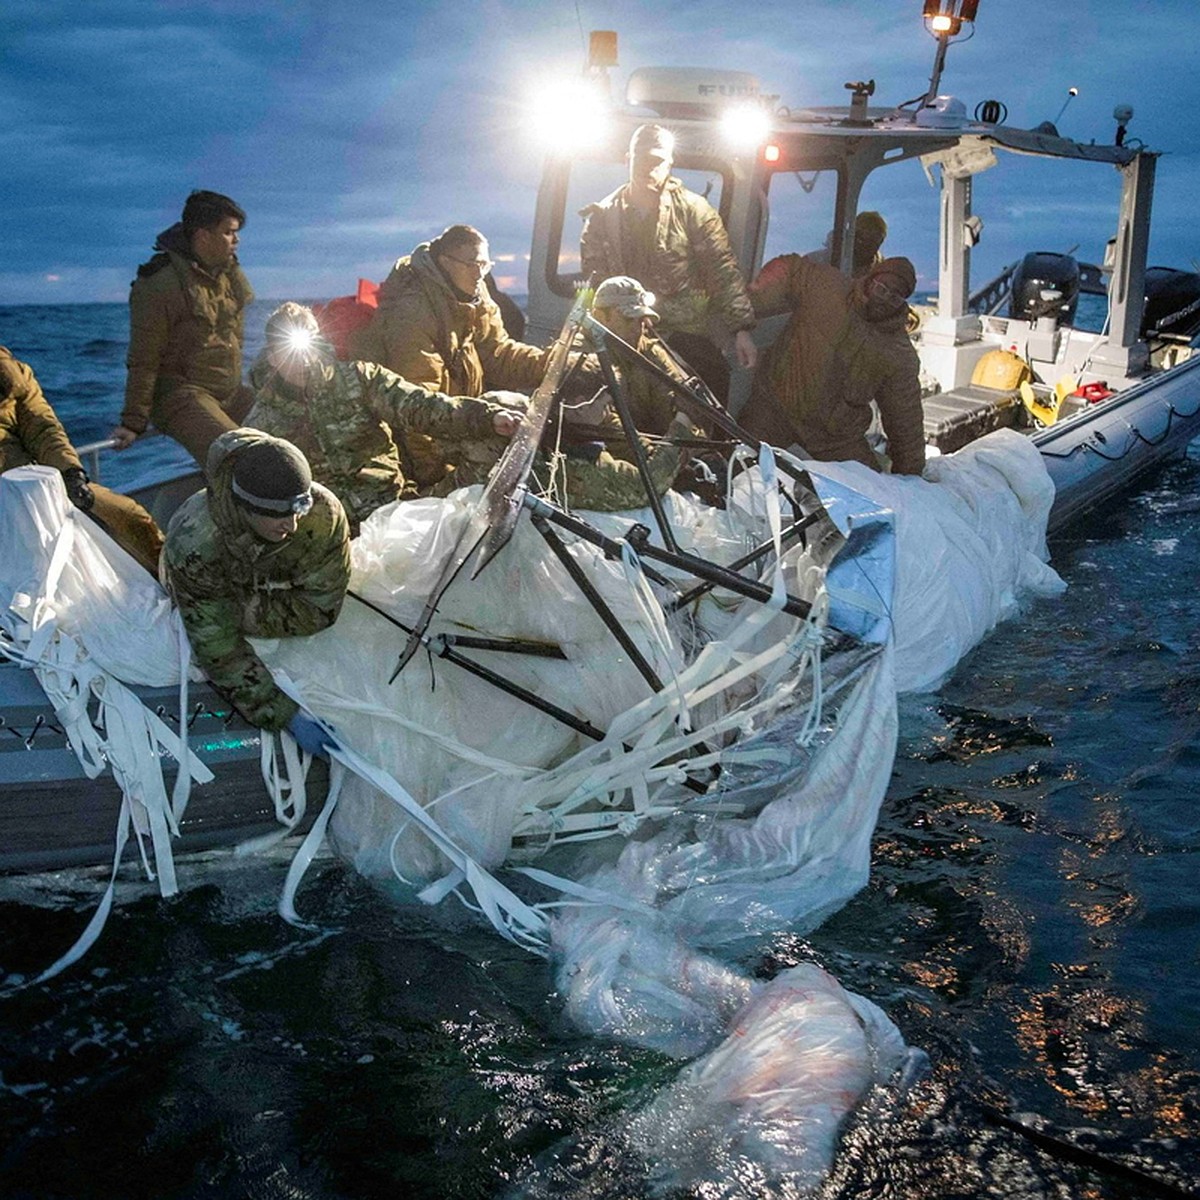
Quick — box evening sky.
[2,0,1197,305]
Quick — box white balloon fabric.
[0,427,1064,1191]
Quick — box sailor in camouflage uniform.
[163,429,350,752]
[246,303,522,533]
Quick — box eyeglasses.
[443,255,494,275]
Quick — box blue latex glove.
[285,709,340,758]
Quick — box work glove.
[285,708,341,759]
[62,466,95,512]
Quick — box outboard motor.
[1141,267,1200,340]
[1008,252,1081,323]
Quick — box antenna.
[917,1,980,112]
[1052,87,1079,128]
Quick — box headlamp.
[266,321,328,366]
[231,479,315,517]
[285,325,316,354]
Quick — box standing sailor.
[579,124,758,404]
[163,430,350,756]
[112,190,255,466]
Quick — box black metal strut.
[523,494,812,622]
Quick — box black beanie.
[231,439,312,512]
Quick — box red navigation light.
[763,143,781,163]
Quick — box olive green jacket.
[122,223,254,433]
[579,178,756,339]
[350,243,548,397]
[0,347,83,474]
[164,429,351,730]
[744,255,926,476]
[246,356,506,529]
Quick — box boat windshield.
[761,167,840,265]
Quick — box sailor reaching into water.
[246,302,522,533]
[163,429,350,757]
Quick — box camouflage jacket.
[246,356,506,529]
[123,223,253,433]
[164,429,351,730]
[576,327,697,438]
[537,435,684,512]
[744,255,925,476]
[0,347,83,474]
[579,178,756,339]
[350,243,548,397]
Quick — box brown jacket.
[743,255,926,475]
[349,243,548,397]
[122,223,254,433]
[0,347,83,474]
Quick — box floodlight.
[719,103,771,150]
[528,78,612,154]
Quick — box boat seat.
[922,384,1024,453]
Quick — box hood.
[149,221,242,282]
[204,428,300,548]
[152,222,192,258]
[378,242,481,307]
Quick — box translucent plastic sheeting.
[0,468,212,991]
[0,466,186,686]
[628,964,916,1195]
[806,429,1065,693]
[536,430,1059,1191]
[0,429,1063,1187]
[256,473,834,887]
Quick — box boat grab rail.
[1037,354,1200,459]
[75,431,167,484]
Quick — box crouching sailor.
[163,429,350,757]
[247,302,522,532]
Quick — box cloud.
[2,0,1199,303]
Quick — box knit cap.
[231,439,313,513]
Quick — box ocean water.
[1,303,1198,1199]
